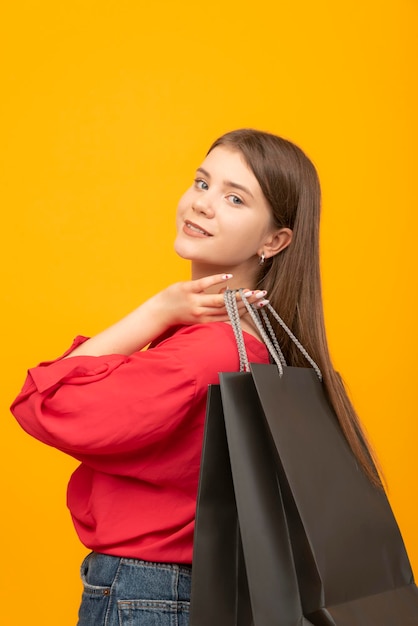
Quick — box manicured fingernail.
[243,290,255,296]
[255,299,269,308]
[255,290,267,299]
[222,274,233,280]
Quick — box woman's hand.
[157,274,268,326]
[64,274,268,358]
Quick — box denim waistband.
[82,552,192,597]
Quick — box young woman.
[10,129,378,626]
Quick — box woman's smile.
[183,220,213,237]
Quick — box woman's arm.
[65,274,266,358]
[10,322,256,460]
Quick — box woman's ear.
[261,227,293,260]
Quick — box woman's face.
[175,146,280,280]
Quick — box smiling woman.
[10,128,380,626]
[175,144,292,286]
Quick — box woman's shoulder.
[150,322,269,370]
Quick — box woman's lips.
[183,221,213,237]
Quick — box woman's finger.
[190,273,233,293]
[238,289,267,302]
[198,289,268,310]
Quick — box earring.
[258,252,265,266]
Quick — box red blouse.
[11,322,269,564]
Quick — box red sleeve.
[10,333,198,458]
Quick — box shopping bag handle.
[224,288,322,380]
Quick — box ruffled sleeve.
[10,333,198,459]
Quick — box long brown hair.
[209,129,381,487]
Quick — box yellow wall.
[1,1,416,622]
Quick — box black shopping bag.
[190,290,418,625]
[190,381,312,626]
[248,362,418,625]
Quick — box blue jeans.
[77,552,192,626]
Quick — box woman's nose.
[192,195,215,218]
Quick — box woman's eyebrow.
[196,167,254,198]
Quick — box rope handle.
[224,289,322,381]
[223,289,249,372]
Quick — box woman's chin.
[173,240,192,260]
[173,239,202,262]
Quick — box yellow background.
[1,1,416,623]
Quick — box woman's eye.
[194,179,208,190]
[229,194,243,205]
